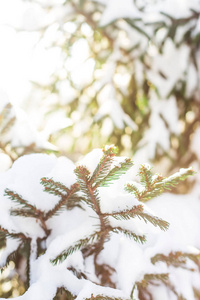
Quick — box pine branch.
[161,167,196,190]
[138,164,153,188]
[44,183,79,220]
[41,177,70,197]
[139,214,169,231]
[104,205,169,231]
[68,266,87,279]
[151,251,200,270]
[53,231,99,264]
[10,209,38,218]
[136,272,186,300]
[75,166,101,211]
[136,273,169,288]
[185,253,200,271]
[1,244,22,272]
[111,227,146,244]
[66,194,82,209]
[51,231,101,265]
[96,158,133,188]
[5,189,37,211]
[125,167,195,202]
[89,146,118,186]
[125,183,141,200]
[0,226,27,240]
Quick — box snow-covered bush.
[0,146,199,299]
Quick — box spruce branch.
[0,226,27,240]
[5,189,37,211]
[125,167,195,202]
[104,205,169,231]
[0,242,23,272]
[75,165,101,211]
[138,164,153,188]
[131,206,169,231]
[136,272,186,300]
[5,188,51,235]
[68,266,87,279]
[41,177,70,197]
[151,251,200,270]
[10,209,38,218]
[51,231,101,265]
[44,183,79,220]
[1,249,19,272]
[125,183,141,200]
[97,158,133,188]
[5,188,53,235]
[136,273,169,288]
[89,146,118,186]
[161,167,196,189]
[112,227,146,244]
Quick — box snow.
[0,151,199,299]
[46,156,76,188]
[137,91,180,159]
[99,190,140,213]
[147,39,190,98]
[0,153,12,173]
[95,84,137,130]
[99,0,142,27]
[0,239,21,268]
[77,148,104,174]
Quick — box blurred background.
[0,0,200,297]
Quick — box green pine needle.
[44,183,79,220]
[0,226,27,240]
[89,146,118,186]
[51,232,100,265]
[136,273,169,289]
[125,183,141,199]
[125,167,195,202]
[75,166,101,211]
[151,251,200,270]
[107,205,169,231]
[112,227,146,244]
[138,164,153,188]
[10,209,38,218]
[4,189,37,211]
[98,158,133,188]
[41,177,70,197]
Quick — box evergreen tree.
[0,147,196,299]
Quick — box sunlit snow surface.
[0,151,199,299]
